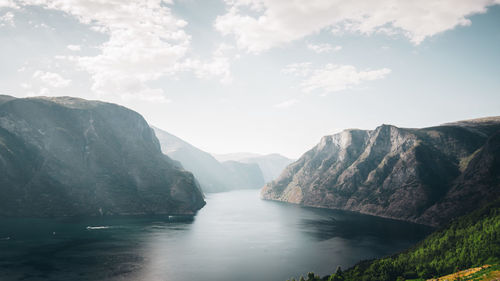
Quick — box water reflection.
[300,208,433,242]
[0,190,433,281]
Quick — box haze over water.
[0,190,432,281]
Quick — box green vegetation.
[290,199,500,281]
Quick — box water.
[0,190,432,281]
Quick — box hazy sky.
[1,0,500,158]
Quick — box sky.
[1,0,500,159]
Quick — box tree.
[335,266,344,278]
[328,266,345,281]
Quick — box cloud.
[0,0,19,26]
[0,11,14,26]
[20,0,189,100]
[32,0,186,100]
[182,43,235,84]
[283,63,391,94]
[216,0,500,52]
[19,0,230,102]
[274,98,299,108]
[66,44,81,51]
[0,0,18,9]
[307,43,342,54]
[33,70,71,88]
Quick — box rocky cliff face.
[0,95,205,217]
[261,117,500,226]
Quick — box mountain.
[0,95,205,217]
[221,160,265,189]
[212,152,263,162]
[153,127,232,192]
[214,152,294,182]
[238,154,294,182]
[262,117,500,226]
[152,127,265,192]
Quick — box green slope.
[290,199,500,281]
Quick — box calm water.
[0,190,432,281]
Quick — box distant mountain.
[0,95,205,217]
[262,117,500,226]
[214,152,294,183]
[153,127,265,192]
[221,160,265,189]
[213,152,263,162]
[153,127,232,192]
[238,154,294,183]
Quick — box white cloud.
[66,44,81,51]
[184,43,235,84]
[307,43,342,54]
[216,0,500,52]
[274,98,299,108]
[33,70,71,88]
[214,43,235,57]
[17,0,232,102]
[16,0,218,102]
[0,0,19,9]
[283,63,391,94]
[0,11,14,26]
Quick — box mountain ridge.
[262,116,500,226]
[213,152,294,182]
[153,127,266,192]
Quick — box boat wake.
[86,226,112,230]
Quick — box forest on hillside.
[289,200,500,281]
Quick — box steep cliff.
[0,95,205,217]
[261,117,500,226]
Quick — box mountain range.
[153,127,268,192]
[3,94,499,229]
[262,117,500,226]
[213,152,294,182]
